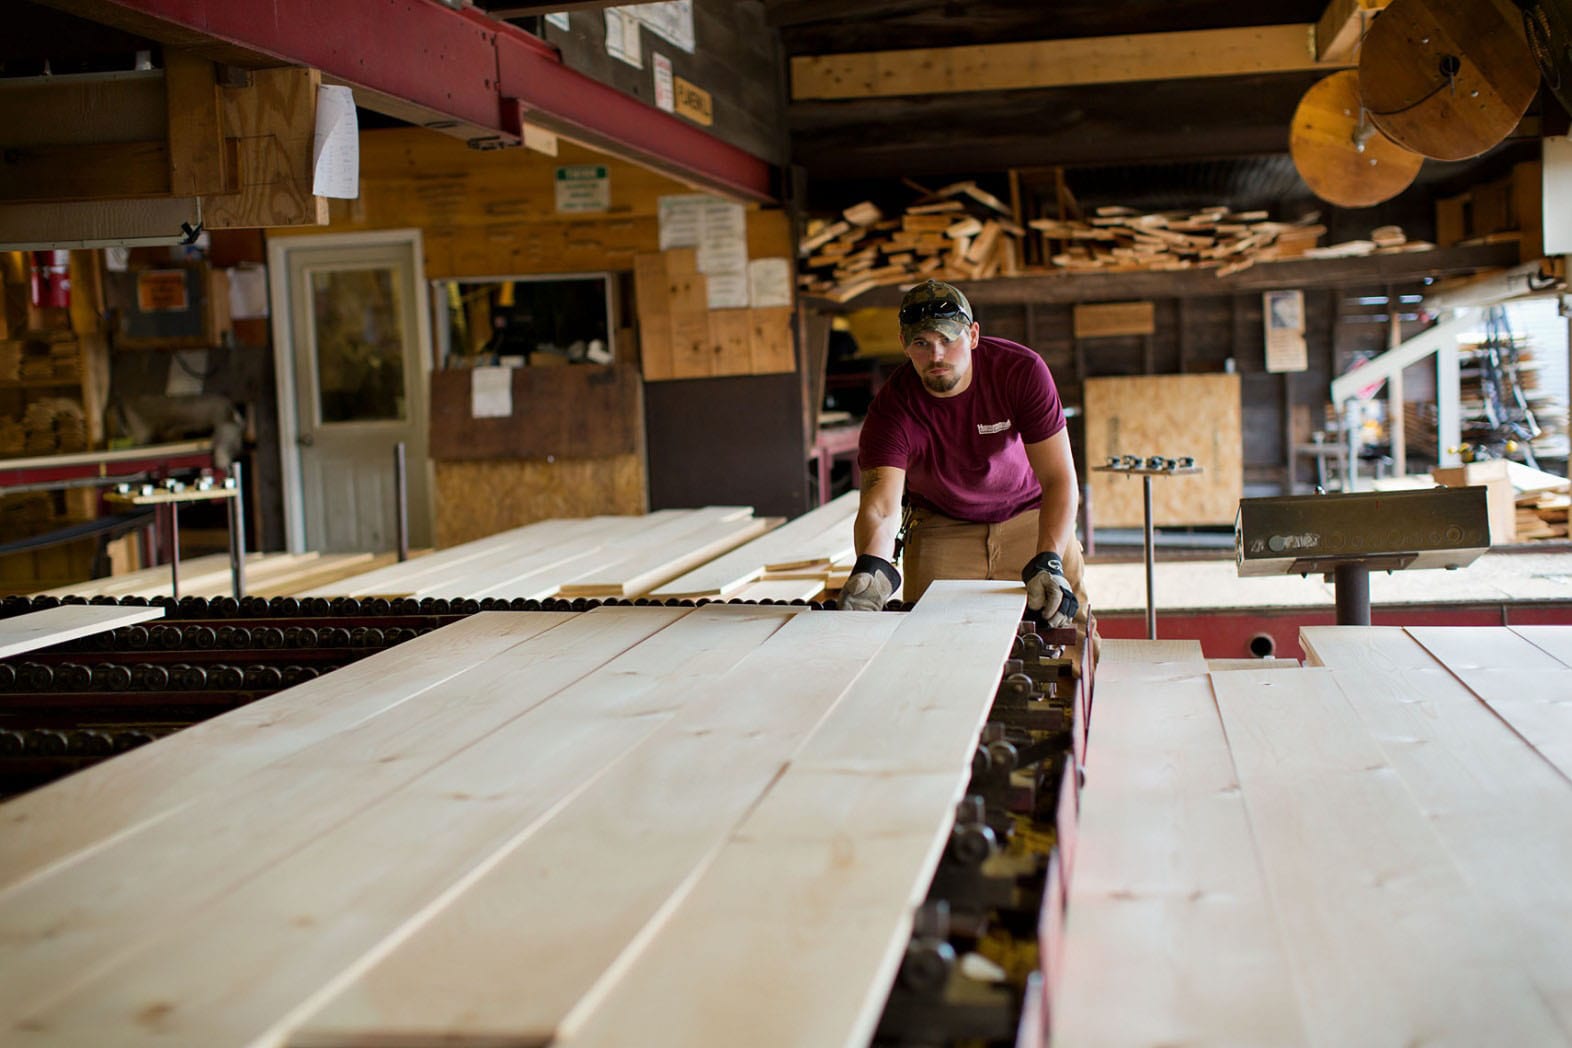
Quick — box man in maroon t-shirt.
[839,280,1091,634]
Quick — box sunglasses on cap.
[898,298,970,327]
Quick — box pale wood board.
[1407,627,1572,784]
[1054,658,1307,1047]
[649,491,858,599]
[36,552,261,597]
[0,603,164,659]
[557,581,1025,1047]
[0,610,673,1019]
[728,577,826,602]
[1320,657,1572,1029]
[556,509,772,598]
[8,606,798,1046]
[299,516,628,598]
[1206,657,1300,670]
[258,552,392,598]
[1513,625,1572,668]
[0,612,572,895]
[289,610,904,1047]
[410,515,653,600]
[1212,667,1565,1045]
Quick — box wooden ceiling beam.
[791,23,1351,101]
[1315,0,1390,63]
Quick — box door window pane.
[311,267,406,423]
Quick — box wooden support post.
[164,50,230,198]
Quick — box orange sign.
[674,76,712,126]
[137,270,190,312]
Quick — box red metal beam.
[36,0,776,202]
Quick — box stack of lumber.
[1050,627,1572,1044]
[1516,489,1570,540]
[0,581,1026,1046]
[1033,206,1328,277]
[301,506,776,602]
[797,181,1027,303]
[650,490,858,601]
[35,552,381,601]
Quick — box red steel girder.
[35,0,776,202]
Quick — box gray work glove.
[839,554,901,611]
[1023,551,1078,627]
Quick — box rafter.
[791,23,1352,101]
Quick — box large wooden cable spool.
[1290,70,1423,208]
[1358,0,1539,161]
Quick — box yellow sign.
[674,76,712,126]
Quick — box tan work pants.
[901,506,1095,647]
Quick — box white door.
[270,232,433,553]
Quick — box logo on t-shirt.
[977,419,1013,435]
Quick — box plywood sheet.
[0,603,163,659]
[1084,373,1242,527]
[426,365,639,462]
[1072,300,1155,339]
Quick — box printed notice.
[653,53,675,113]
[605,8,642,68]
[697,198,747,275]
[658,193,707,249]
[555,165,610,213]
[747,258,793,307]
[622,1,694,52]
[471,366,513,419]
[1263,289,1308,373]
[312,84,360,199]
[137,270,189,311]
[706,272,749,310]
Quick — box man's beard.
[922,367,961,393]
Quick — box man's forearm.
[855,510,900,560]
[1036,484,1079,556]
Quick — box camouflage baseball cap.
[898,280,973,344]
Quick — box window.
[430,273,614,367]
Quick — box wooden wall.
[273,127,802,546]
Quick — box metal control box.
[1235,486,1491,577]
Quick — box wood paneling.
[433,457,646,547]
[426,365,640,462]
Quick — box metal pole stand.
[227,461,247,599]
[394,442,410,563]
[1091,455,1205,641]
[1332,562,1372,625]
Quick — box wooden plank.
[413,516,660,600]
[0,140,170,202]
[0,604,164,660]
[650,490,857,599]
[555,507,769,597]
[0,612,571,895]
[1316,0,1389,62]
[4,606,796,1046]
[1512,625,1572,668]
[0,196,202,250]
[1212,666,1565,1045]
[203,66,328,230]
[0,70,166,147]
[1311,653,1572,1029]
[634,252,674,381]
[1055,658,1307,1046]
[665,249,712,380]
[1407,627,1572,783]
[1072,300,1155,339]
[791,24,1346,101]
[1207,657,1300,670]
[749,306,796,375]
[558,582,1023,1048]
[709,308,753,377]
[729,576,826,602]
[288,609,902,1047]
[163,50,229,197]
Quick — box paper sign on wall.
[748,258,793,308]
[706,272,749,310]
[697,199,747,275]
[470,367,513,419]
[1263,289,1308,373]
[312,84,360,199]
[653,53,675,113]
[605,8,643,68]
[555,165,610,213]
[622,1,694,53]
[658,194,707,249]
[545,11,570,29]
